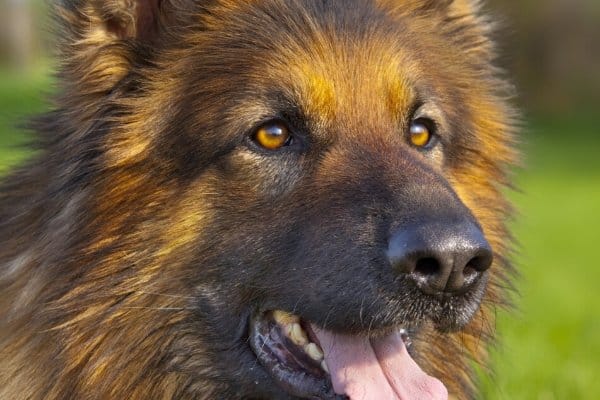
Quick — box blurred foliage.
[0,0,50,69]
[488,0,600,115]
[479,115,600,399]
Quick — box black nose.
[387,219,493,295]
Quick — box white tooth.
[288,323,309,346]
[273,310,299,325]
[321,360,330,374]
[304,343,324,361]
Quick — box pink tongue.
[312,327,448,400]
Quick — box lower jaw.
[249,311,342,399]
[248,310,417,400]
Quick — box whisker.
[291,293,307,315]
[322,306,337,332]
[359,295,366,328]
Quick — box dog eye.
[408,118,436,149]
[253,121,292,150]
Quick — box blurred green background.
[1,1,599,399]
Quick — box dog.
[0,1,517,399]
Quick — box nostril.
[462,252,493,286]
[466,252,493,273]
[415,257,441,277]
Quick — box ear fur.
[93,0,162,40]
[379,0,494,62]
[57,0,163,42]
[53,0,183,93]
[400,0,483,17]
[442,0,496,62]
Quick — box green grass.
[1,71,599,399]
[481,117,600,399]
[0,68,52,171]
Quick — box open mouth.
[249,311,448,400]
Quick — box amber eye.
[253,121,292,150]
[409,119,435,148]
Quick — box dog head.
[40,1,517,398]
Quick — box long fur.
[0,1,518,399]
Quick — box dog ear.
[54,0,190,92]
[433,0,479,15]
[381,0,485,23]
[56,0,169,43]
[448,0,478,14]
[441,0,495,57]
[413,0,482,16]
[382,0,494,60]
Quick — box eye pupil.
[254,121,291,150]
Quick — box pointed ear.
[57,0,165,43]
[54,0,181,92]
[381,0,490,35]
[94,0,162,40]
[443,0,495,57]
[440,0,481,17]
[423,0,483,16]
[380,0,480,15]
[391,0,494,59]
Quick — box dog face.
[0,1,517,399]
